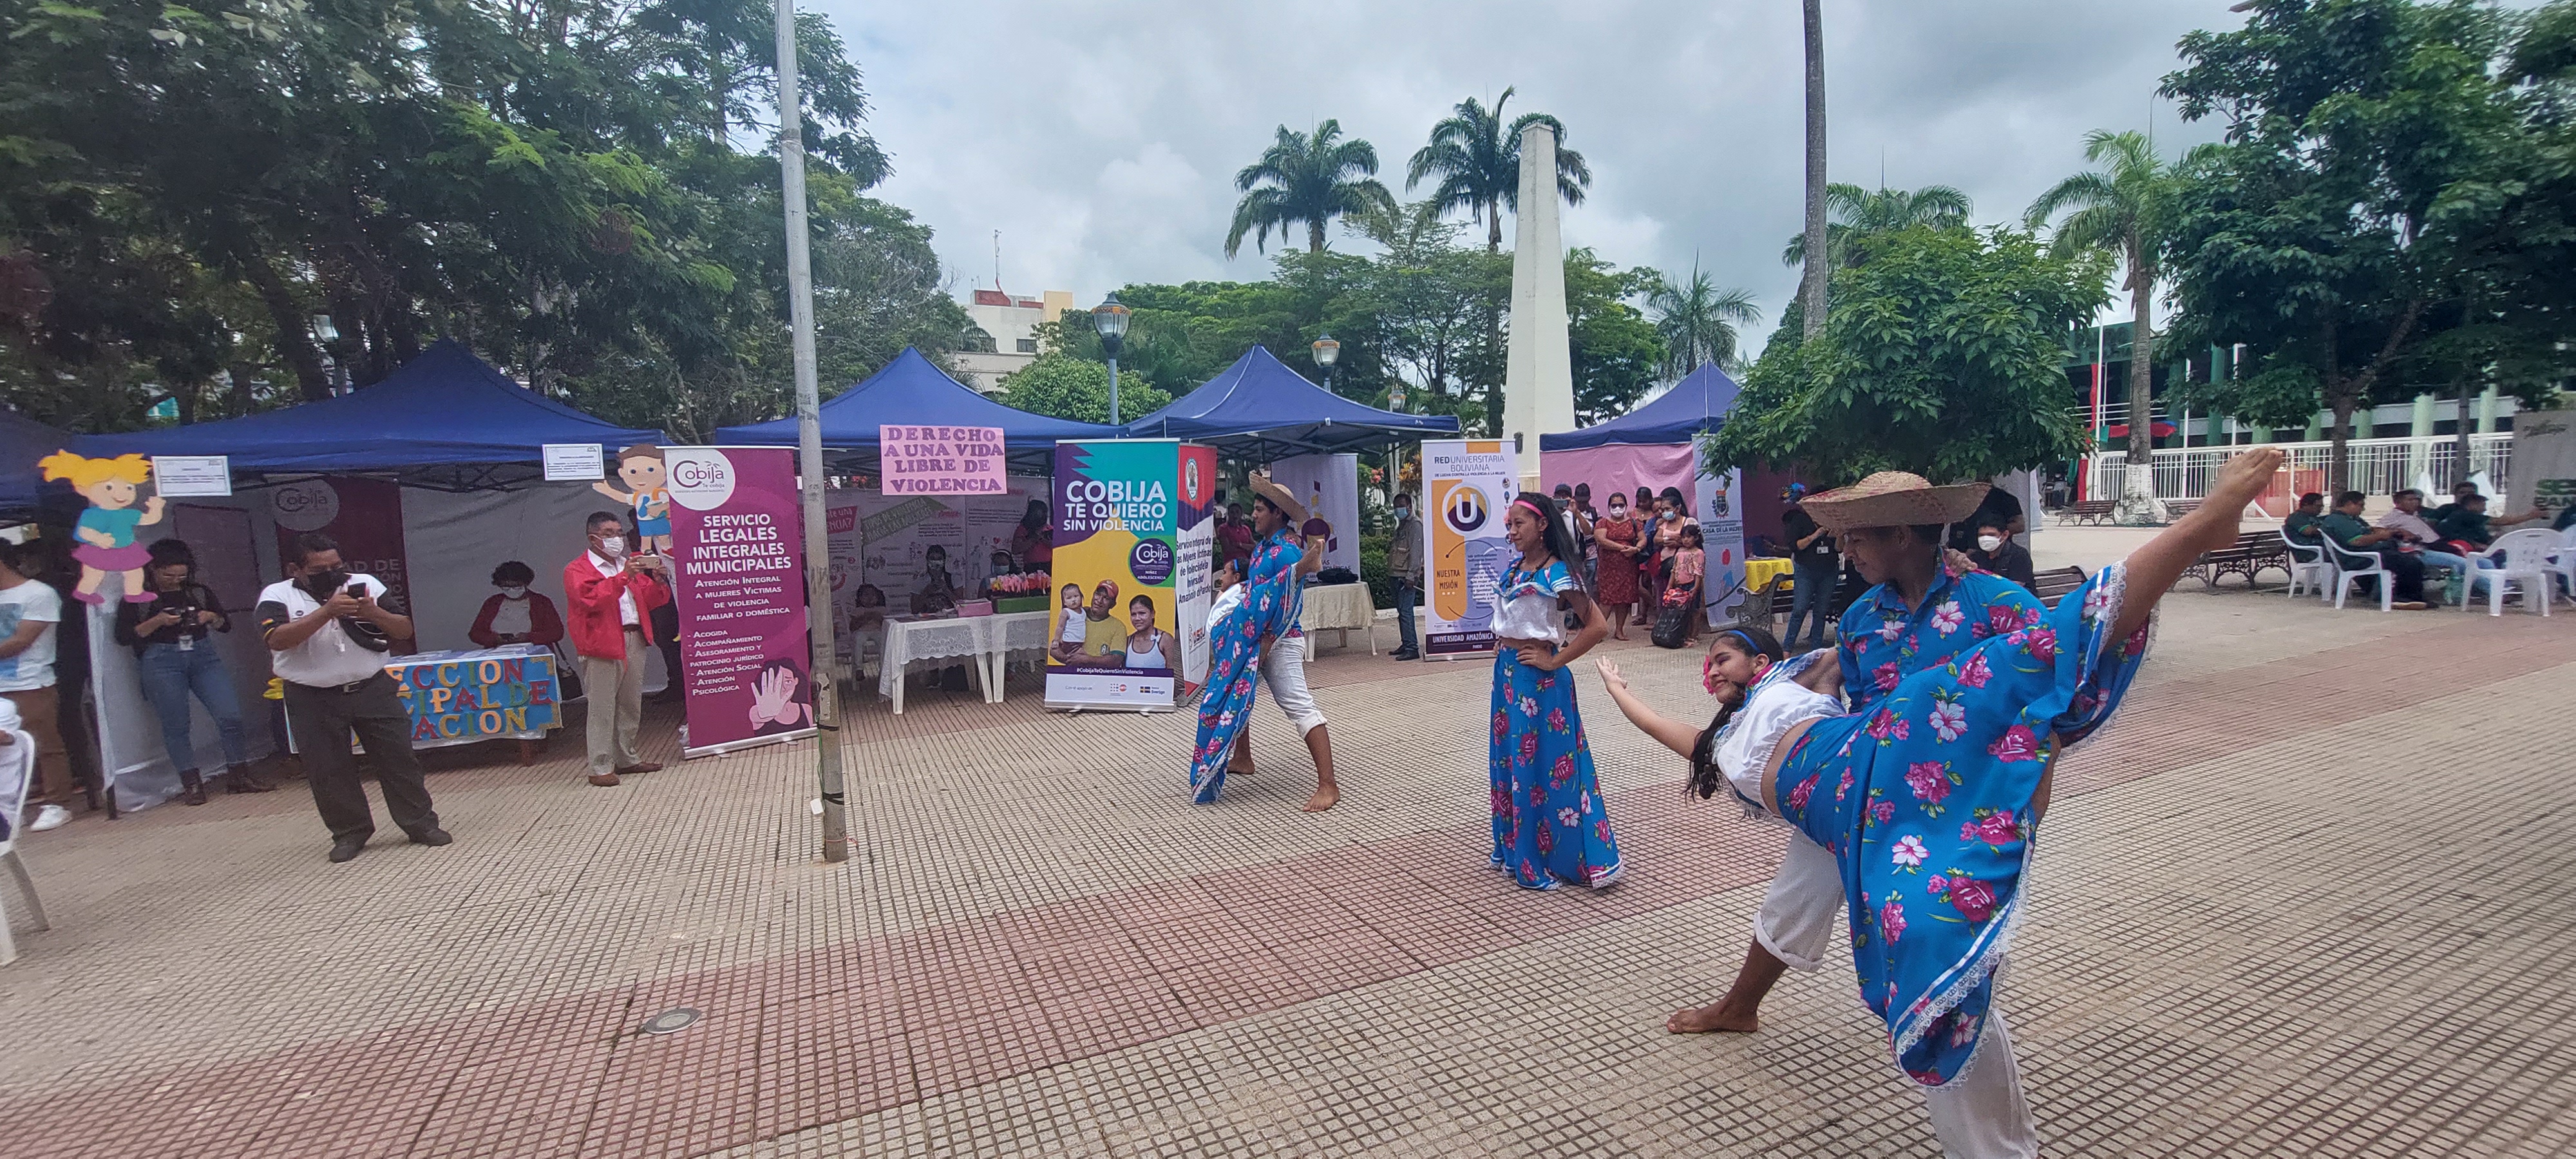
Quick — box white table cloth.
[876,616,989,713]
[982,610,1053,702]
[1298,583,1378,654]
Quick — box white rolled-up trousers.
[1760,831,2038,1159]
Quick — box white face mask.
[1976,534,2003,553]
[597,536,625,557]
[500,585,528,598]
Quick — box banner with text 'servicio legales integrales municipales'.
[663,447,814,757]
[1422,439,1518,659]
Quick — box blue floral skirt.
[1489,650,1623,890]
[1774,564,2150,1087]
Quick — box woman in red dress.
[1591,491,1643,639]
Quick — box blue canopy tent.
[75,339,665,488]
[0,407,75,517]
[1539,363,1741,451]
[712,346,1116,471]
[1119,346,1460,460]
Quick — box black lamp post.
[310,314,348,395]
[1093,293,1131,424]
[1311,332,1340,395]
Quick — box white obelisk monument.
[1502,122,1577,493]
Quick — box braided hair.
[1686,624,1788,799]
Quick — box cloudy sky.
[817,0,2253,344]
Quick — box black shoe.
[406,827,453,847]
[1391,648,1420,661]
[328,838,368,863]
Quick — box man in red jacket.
[565,511,671,787]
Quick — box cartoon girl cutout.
[594,444,672,554]
[41,451,166,605]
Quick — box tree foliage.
[1223,120,1394,258]
[996,354,1169,427]
[1403,88,1592,252]
[1780,184,1973,270]
[1648,265,1763,378]
[0,0,967,438]
[1707,227,2111,485]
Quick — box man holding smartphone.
[565,511,670,787]
[258,531,448,863]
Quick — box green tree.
[1224,120,1395,258]
[1707,227,2112,484]
[1565,249,1667,423]
[1781,184,1975,270]
[1403,88,1593,252]
[996,353,1170,426]
[2027,129,2210,522]
[1647,265,1763,378]
[2160,0,2522,487]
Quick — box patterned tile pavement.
[3,554,2573,1158]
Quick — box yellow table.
[1745,557,1795,593]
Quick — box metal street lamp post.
[1094,294,1130,425]
[1311,332,1339,395]
[773,0,850,863]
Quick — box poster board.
[1044,440,1213,710]
[661,446,815,757]
[2510,408,2576,519]
[1692,466,1749,625]
[1264,453,1361,574]
[1423,439,1519,659]
[822,478,1047,670]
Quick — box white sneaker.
[28,804,70,832]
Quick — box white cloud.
[822,0,2251,339]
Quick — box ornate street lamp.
[1311,332,1340,395]
[1093,293,1131,424]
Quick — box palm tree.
[1405,88,1593,252]
[1225,120,1396,258]
[1649,265,1764,379]
[2025,129,2197,522]
[1779,183,1974,269]
[1799,0,1828,340]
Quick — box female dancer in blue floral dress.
[1490,491,1622,890]
[1595,448,2284,1158]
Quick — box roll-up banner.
[1422,439,1519,659]
[1045,440,1213,710]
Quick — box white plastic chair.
[2462,528,2559,617]
[2282,530,2331,601]
[0,728,47,966]
[2320,538,2395,611]
[2545,525,2576,602]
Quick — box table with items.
[1298,582,1378,653]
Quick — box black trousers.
[282,673,439,842]
[2372,551,2427,603]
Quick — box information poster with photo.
[1692,466,1749,626]
[662,446,814,757]
[1264,453,1361,574]
[1423,439,1519,659]
[822,479,1046,670]
[1045,440,1213,710]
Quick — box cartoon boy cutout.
[594,444,672,554]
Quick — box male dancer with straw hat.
[1189,472,1340,812]
[1665,471,2048,1149]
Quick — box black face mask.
[302,568,350,598]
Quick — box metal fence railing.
[2088,434,2513,504]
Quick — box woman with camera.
[114,538,271,804]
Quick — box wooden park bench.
[2163,499,2202,519]
[2032,565,2089,608]
[2056,500,2116,526]
[1730,567,1865,634]
[2184,530,2291,590]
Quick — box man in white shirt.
[0,542,71,833]
[562,512,670,787]
[2374,487,2478,600]
[258,532,447,863]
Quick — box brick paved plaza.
[5,532,2574,1158]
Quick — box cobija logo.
[665,448,737,511]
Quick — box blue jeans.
[1783,561,1839,649]
[1395,580,1421,652]
[137,641,248,770]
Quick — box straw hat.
[1245,471,1304,522]
[1799,471,1990,532]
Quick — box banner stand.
[1043,439,1215,712]
[1422,439,1517,661]
[655,445,820,761]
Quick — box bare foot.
[1303,784,1338,812]
[1227,759,1255,776]
[1666,1003,1759,1034]
[2188,447,2287,552]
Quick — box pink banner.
[663,447,814,757]
[1539,443,1698,505]
[880,424,1006,495]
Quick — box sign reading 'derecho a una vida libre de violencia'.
[880,424,1005,495]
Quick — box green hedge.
[1358,531,1396,609]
